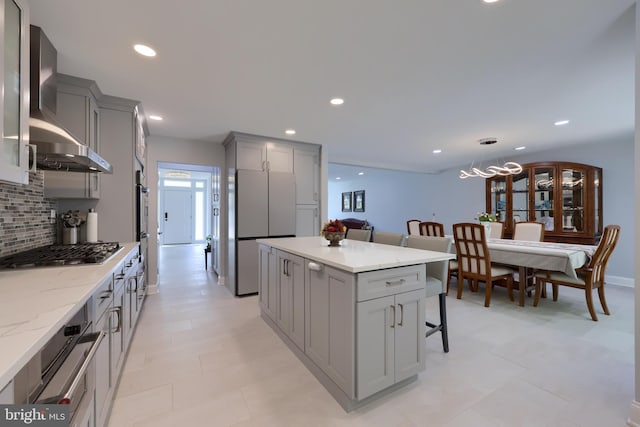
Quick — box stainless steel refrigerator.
[229,169,296,295]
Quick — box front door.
[162,189,192,244]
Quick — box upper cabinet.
[236,136,293,173]
[486,162,603,244]
[0,0,30,185]
[44,74,102,198]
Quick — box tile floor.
[108,244,635,426]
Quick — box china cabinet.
[0,0,29,185]
[486,162,602,244]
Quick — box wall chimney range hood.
[29,26,112,174]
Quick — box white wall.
[328,136,634,280]
[147,135,225,288]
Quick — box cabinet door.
[511,170,530,225]
[533,166,555,233]
[266,143,293,173]
[393,289,425,383]
[0,0,29,185]
[258,245,273,318]
[0,380,13,404]
[94,307,111,427]
[268,172,296,236]
[356,295,395,399]
[237,141,266,171]
[560,166,587,234]
[295,205,319,237]
[111,283,125,383]
[236,169,268,238]
[294,147,319,204]
[276,251,291,332]
[287,253,305,351]
[305,263,355,398]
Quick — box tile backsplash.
[0,172,57,257]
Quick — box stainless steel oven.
[14,299,105,426]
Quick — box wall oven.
[13,299,105,426]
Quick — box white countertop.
[256,236,454,273]
[0,242,139,388]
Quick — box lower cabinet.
[305,263,355,398]
[356,288,425,398]
[276,251,305,350]
[259,246,427,407]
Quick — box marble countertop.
[0,242,139,389]
[256,236,454,273]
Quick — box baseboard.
[627,399,640,426]
[147,282,159,294]
[606,275,634,288]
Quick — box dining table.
[483,238,598,306]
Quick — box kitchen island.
[256,236,454,411]
[0,242,139,401]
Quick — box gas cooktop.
[0,242,122,269]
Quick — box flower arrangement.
[476,212,497,222]
[321,219,346,237]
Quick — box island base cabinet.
[305,264,355,398]
[356,289,425,399]
[258,244,278,321]
[276,251,305,351]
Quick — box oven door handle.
[58,331,106,405]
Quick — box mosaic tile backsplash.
[0,172,57,257]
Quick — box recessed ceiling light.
[149,115,163,121]
[358,172,364,176]
[330,98,344,105]
[285,129,296,135]
[515,146,526,151]
[134,44,156,57]
[554,120,570,126]
[483,0,500,3]
[433,149,442,154]
[336,177,341,180]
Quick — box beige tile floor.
[108,244,634,427]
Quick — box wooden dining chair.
[406,219,421,236]
[533,225,621,321]
[513,221,545,241]
[372,231,405,246]
[419,221,445,237]
[406,235,452,352]
[452,223,515,307]
[346,228,371,242]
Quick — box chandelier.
[459,138,523,179]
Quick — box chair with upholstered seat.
[452,223,515,307]
[346,228,371,242]
[533,225,621,321]
[419,221,445,237]
[406,235,452,352]
[372,231,405,246]
[487,222,504,239]
[406,219,421,236]
[513,221,544,242]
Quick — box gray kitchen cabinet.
[44,74,102,199]
[0,380,13,403]
[258,244,277,321]
[94,276,114,427]
[294,146,320,205]
[294,145,320,236]
[236,138,293,173]
[276,250,305,351]
[0,0,30,185]
[356,288,425,399]
[111,274,126,388]
[295,205,319,238]
[305,262,355,398]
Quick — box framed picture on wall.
[342,192,352,212]
[354,190,365,212]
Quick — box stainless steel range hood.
[29,26,112,174]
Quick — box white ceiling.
[26,0,635,173]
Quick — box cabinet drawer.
[356,264,426,302]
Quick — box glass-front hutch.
[486,162,602,244]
